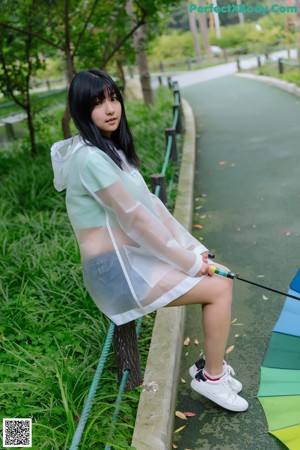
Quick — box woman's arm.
[149,193,208,256]
[90,180,203,277]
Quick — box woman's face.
[91,91,122,137]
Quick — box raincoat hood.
[50,135,85,192]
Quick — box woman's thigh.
[166,262,233,307]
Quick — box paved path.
[173,74,300,449]
[151,49,296,88]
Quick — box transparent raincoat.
[50,136,208,325]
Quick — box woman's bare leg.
[166,264,232,376]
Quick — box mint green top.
[65,144,150,229]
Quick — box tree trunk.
[116,59,126,92]
[188,4,201,58]
[126,0,154,105]
[197,0,211,54]
[134,24,154,105]
[236,0,245,26]
[113,321,143,391]
[26,106,36,156]
[24,34,37,155]
[212,0,221,39]
[296,0,300,60]
[61,0,75,138]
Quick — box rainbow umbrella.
[257,269,300,450]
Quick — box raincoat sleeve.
[149,193,208,256]
[80,155,203,277]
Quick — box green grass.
[0,85,181,449]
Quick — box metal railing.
[236,52,300,78]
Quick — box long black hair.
[68,69,140,168]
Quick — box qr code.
[3,419,32,448]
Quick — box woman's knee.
[210,276,233,306]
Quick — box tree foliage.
[0,0,181,144]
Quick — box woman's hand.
[195,262,214,277]
[201,251,209,264]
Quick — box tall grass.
[0,86,177,449]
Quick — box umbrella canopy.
[257,269,300,450]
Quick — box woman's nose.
[105,100,114,114]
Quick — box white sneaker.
[191,369,248,412]
[189,358,243,393]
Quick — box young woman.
[50,69,248,412]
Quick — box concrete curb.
[131,97,196,450]
[235,72,300,98]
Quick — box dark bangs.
[89,77,123,111]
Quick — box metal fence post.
[257,56,261,67]
[151,174,167,205]
[173,103,183,134]
[236,56,241,72]
[278,58,284,74]
[172,87,181,105]
[113,322,143,391]
[159,61,164,72]
[165,127,177,161]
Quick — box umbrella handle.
[211,266,236,279]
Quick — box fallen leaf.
[172,445,179,449]
[142,381,159,392]
[175,425,186,433]
[200,193,207,198]
[175,411,188,420]
[184,337,190,346]
[193,224,203,229]
[226,344,235,354]
[257,275,265,278]
[252,224,256,229]
[284,231,291,236]
[236,227,241,232]
[219,160,226,165]
[234,334,240,338]
[185,352,189,356]
[262,295,268,300]
[181,378,186,384]
[232,323,244,326]
[194,339,200,345]
[195,205,203,210]
[200,215,206,219]
[231,318,237,324]
[183,412,197,417]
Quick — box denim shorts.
[82,251,146,316]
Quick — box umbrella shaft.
[210,266,300,301]
[236,276,300,301]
